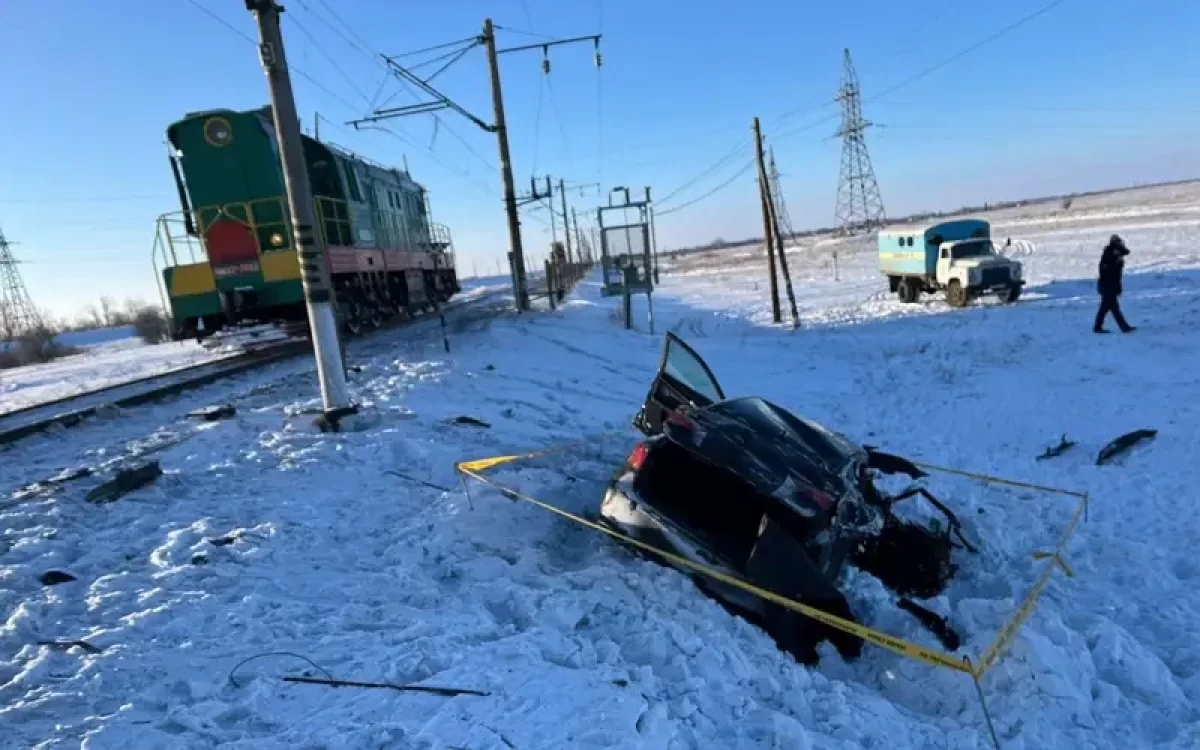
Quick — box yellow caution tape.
[456,431,633,475]
[457,446,1091,680]
[914,460,1089,499]
[974,493,1087,676]
[454,464,972,674]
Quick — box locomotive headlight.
[269,232,285,248]
[204,116,233,147]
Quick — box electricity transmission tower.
[0,226,43,341]
[833,48,886,235]
[767,148,797,242]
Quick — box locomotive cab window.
[341,159,363,203]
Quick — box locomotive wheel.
[342,302,364,335]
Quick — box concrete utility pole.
[245,0,355,429]
[558,178,574,264]
[753,117,782,323]
[482,18,530,312]
[572,207,583,263]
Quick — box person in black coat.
[1093,234,1135,334]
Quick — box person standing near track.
[1094,234,1136,334]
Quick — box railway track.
[0,342,311,447]
[0,276,561,448]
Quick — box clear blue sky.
[1,0,1197,320]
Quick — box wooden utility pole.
[766,149,800,328]
[767,191,801,329]
[483,18,529,312]
[753,117,782,323]
[246,0,354,429]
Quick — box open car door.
[633,332,726,435]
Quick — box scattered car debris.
[187,404,237,421]
[385,470,455,494]
[451,415,491,429]
[896,598,961,651]
[1096,429,1157,466]
[36,639,103,654]
[282,675,491,697]
[599,333,977,665]
[48,466,93,483]
[39,570,77,586]
[861,446,929,479]
[85,461,163,504]
[1036,435,1077,461]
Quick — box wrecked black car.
[599,333,973,664]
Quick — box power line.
[387,36,482,60]
[294,0,498,180]
[493,24,552,40]
[656,159,756,217]
[654,138,751,206]
[545,75,574,171]
[190,0,502,203]
[595,0,605,194]
[184,0,364,115]
[284,12,372,106]
[531,78,545,178]
[0,195,161,205]
[867,0,1071,105]
[657,0,1074,215]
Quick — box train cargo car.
[153,105,460,339]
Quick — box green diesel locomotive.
[154,105,460,339]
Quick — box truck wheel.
[998,284,1021,304]
[946,280,968,308]
[897,278,920,304]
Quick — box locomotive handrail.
[155,193,454,269]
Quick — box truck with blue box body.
[878,218,1023,307]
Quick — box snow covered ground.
[2,183,1199,748]
[0,338,230,416]
[0,277,514,416]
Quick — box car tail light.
[627,441,649,471]
[799,483,835,512]
[665,409,695,430]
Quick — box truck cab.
[878,219,1024,308]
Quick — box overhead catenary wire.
[189,0,508,218]
[595,0,606,193]
[530,77,546,179]
[545,75,575,173]
[290,0,498,179]
[283,12,373,107]
[229,0,503,192]
[185,0,364,116]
